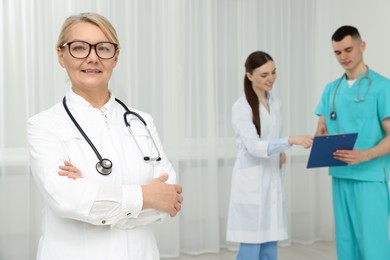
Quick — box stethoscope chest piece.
[330,111,337,120]
[96,158,113,175]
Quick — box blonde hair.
[56,13,119,48]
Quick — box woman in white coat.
[226,51,313,260]
[27,13,183,260]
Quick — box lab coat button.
[101,220,106,224]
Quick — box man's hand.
[333,149,370,165]
[141,174,183,217]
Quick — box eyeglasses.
[61,41,118,59]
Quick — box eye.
[71,43,88,52]
[97,43,115,52]
[98,46,110,52]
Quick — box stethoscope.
[330,68,371,120]
[63,97,161,175]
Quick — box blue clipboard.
[306,133,358,168]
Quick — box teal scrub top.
[315,69,390,181]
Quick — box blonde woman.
[28,13,182,260]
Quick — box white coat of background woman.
[226,51,313,260]
[27,13,183,260]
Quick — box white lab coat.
[226,94,287,244]
[27,90,176,260]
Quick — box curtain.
[1,0,389,259]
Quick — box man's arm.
[315,116,328,136]
[333,117,390,165]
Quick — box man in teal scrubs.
[315,25,390,259]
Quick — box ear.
[246,72,253,82]
[360,40,366,52]
[57,47,66,68]
[113,49,120,65]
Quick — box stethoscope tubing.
[63,96,161,175]
[62,97,103,161]
[330,69,371,120]
[119,99,161,161]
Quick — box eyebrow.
[67,39,110,44]
[334,46,353,54]
[261,68,276,73]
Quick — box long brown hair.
[244,51,273,137]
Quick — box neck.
[345,63,368,80]
[254,89,267,101]
[72,87,110,108]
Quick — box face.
[57,22,119,92]
[332,35,365,72]
[246,60,276,95]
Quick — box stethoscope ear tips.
[96,159,113,175]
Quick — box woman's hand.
[279,153,286,169]
[141,174,183,217]
[288,135,314,149]
[58,160,82,179]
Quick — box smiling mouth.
[82,69,101,73]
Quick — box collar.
[65,89,116,111]
[259,92,274,103]
[267,92,274,102]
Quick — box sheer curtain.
[1,0,390,259]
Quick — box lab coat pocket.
[233,165,262,204]
[280,163,286,179]
[60,130,100,179]
[121,123,157,183]
[61,130,91,161]
[61,128,85,142]
[122,123,155,159]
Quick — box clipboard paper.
[306,133,358,168]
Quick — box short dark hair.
[332,25,361,42]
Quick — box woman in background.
[226,51,313,260]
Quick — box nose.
[267,74,275,82]
[86,46,99,61]
[340,52,347,60]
